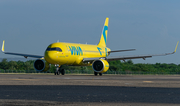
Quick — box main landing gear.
[54,65,65,75]
[94,72,102,76]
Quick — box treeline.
[109,60,180,73]
[0,59,35,71]
[0,58,180,74]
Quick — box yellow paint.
[98,17,109,47]
[44,42,111,66]
[174,41,179,53]
[1,40,5,52]
[143,81,153,83]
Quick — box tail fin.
[98,17,109,47]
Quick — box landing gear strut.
[54,65,65,75]
[54,66,60,75]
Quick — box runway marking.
[12,79,41,81]
[143,81,153,83]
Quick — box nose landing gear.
[54,65,65,75]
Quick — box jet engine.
[92,59,109,73]
[34,59,50,72]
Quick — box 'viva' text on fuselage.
[68,46,83,56]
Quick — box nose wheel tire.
[55,65,65,75]
[57,71,60,75]
[55,66,61,75]
[54,71,60,75]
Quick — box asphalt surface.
[0,74,180,106]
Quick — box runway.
[0,74,180,106]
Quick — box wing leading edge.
[1,40,44,59]
[83,41,179,62]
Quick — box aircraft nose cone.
[44,51,55,63]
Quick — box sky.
[0,0,180,64]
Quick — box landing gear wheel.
[99,73,102,76]
[54,71,60,75]
[57,71,60,75]
[55,65,60,75]
[54,65,65,76]
[61,69,65,75]
[94,72,98,76]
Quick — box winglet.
[174,41,179,53]
[1,40,5,52]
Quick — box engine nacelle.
[92,59,109,73]
[34,59,50,72]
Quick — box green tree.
[8,61,17,70]
[1,59,8,70]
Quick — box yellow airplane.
[1,17,179,76]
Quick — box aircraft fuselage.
[44,42,111,66]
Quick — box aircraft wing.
[105,52,174,61]
[1,40,44,59]
[83,41,179,62]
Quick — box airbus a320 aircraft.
[1,17,179,76]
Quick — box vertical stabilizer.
[98,17,109,47]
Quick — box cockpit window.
[46,47,62,52]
